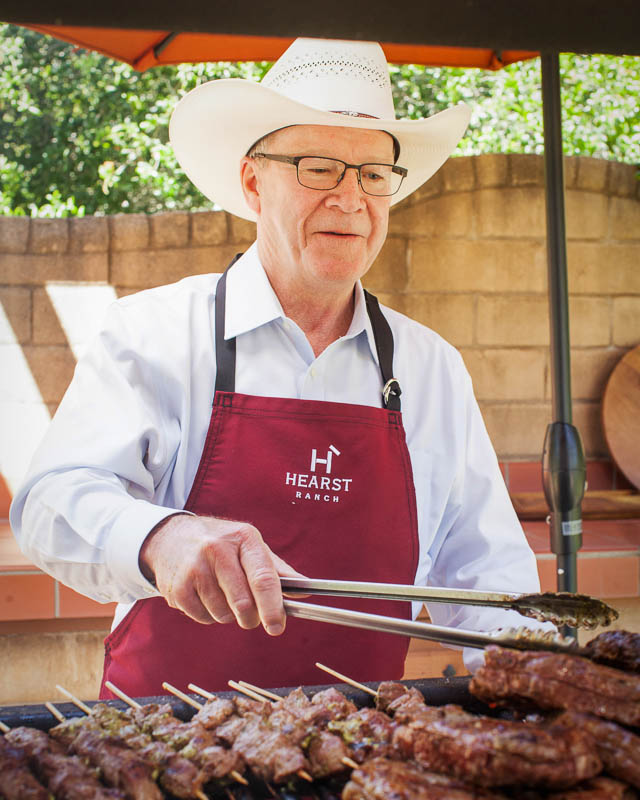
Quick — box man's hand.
[139,514,305,635]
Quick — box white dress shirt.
[11,243,545,670]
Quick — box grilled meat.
[585,631,640,674]
[341,756,507,799]
[0,735,50,800]
[544,776,639,800]
[470,646,640,727]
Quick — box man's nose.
[327,167,366,211]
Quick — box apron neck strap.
[215,256,402,411]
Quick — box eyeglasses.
[252,153,408,197]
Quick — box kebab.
[584,631,640,674]
[0,724,50,800]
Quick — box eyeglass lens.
[297,157,402,196]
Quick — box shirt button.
[310,367,316,378]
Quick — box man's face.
[242,124,395,293]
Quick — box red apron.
[100,262,419,698]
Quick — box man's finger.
[212,542,262,630]
[239,541,286,636]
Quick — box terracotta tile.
[58,583,117,619]
[536,554,639,598]
[585,460,615,491]
[581,519,640,551]
[498,462,507,484]
[0,522,37,570]
[0,573,55,620]
[0,473,11,519]
[523,521,551,554]
[509,461,543,492]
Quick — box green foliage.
[1,23,638,216]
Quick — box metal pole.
[540,52,585,600]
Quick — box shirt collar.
[224,242,381,367]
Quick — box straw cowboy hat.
[170,37,471,221]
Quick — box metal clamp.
[382,378,401,407]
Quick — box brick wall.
[1,152,639,498]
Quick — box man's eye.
[363,170,384,181]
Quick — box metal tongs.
[280,577,619,656]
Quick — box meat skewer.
[584,631,640,674]
[0,721,51,800]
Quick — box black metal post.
[540,52,585,600]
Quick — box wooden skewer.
[238,681,280,702]
[161,681,204,711]
[187,683,214,700]
[104,680,142,710]
[45,701,66,723]
[227,679,271,704]
[315,662,377,697]
[55,684,92,714]
[0,720,10,733]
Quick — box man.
[11,38,546,698]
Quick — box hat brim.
[169,79,472,221]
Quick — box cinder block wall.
[1,153,639,492]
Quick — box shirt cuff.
[105,500,193,600]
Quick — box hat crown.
[262,38,396,120]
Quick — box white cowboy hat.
[170,37,471,221]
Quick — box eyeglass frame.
[251,153,408,197]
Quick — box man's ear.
[240,157,261,216]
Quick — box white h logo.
[310,444,341,474]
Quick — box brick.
[401,294,474,346]
[461,348,546,401]
[568,296,610,346]
[567,348,623,401]
[110,214,150,251]
[191,211,228,245]
[228,215,257,244]
[607,162,637,198]
[566,191,608,240]
[364,237,407,293]
[21,345,76,404]
[0,574,55,621]
[475,154,508,188]
[610,197,640,240]
[441,156,475,192]
[476,188,545,238]
[568,242,640,295]
[0,287,31,343]
[30,219,69,254]
[150,211,189,248]
[32,288,67,345]
[0,216,29,254]
[0,253,108,285]
[69,217,109,253]
[477,296,549,346]
[575,157,608,192]
[510,154,544,187]
[480,403,551,459]
[573,402,608,458]
[111,245,240,288]
[408,239,546,293]
[612,297,640,346]
[389,192,474,238]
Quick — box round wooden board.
[602,345,640,492]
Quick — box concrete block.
[607,162,637,198]
[402,294,474,346]
[568,243,640,295]
[111,245,240,288]
[150,211,189,249]
[477,296,549,346]
[475,154,508,188]
[191,211,228,245]
[480,402,551,460]
[0,216,30,254]
[566,191,608,240]
[69,217,109,253]
[228,215,257,244]
[389,192,474,238]
[460,348,546,401]
[575,157,608,193]
[610,197,640,240]
[409,169,443,205]
[573,402,608,458]
[408,239,546,293]
[0,287,31,343]
[0,253,108,285]
[510,154,544,187]
[30,219,69,254]
[110,214,150,251]
[612,297,640,346]
[564,157,579,189]
[441,156,475,192]
[364,237,407,293]
[476,188,546,239]
[375,292,407,315]
[33,288,67,345]
[21,345,76,404]
[567,348,624,401]
[569,296,610,346]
